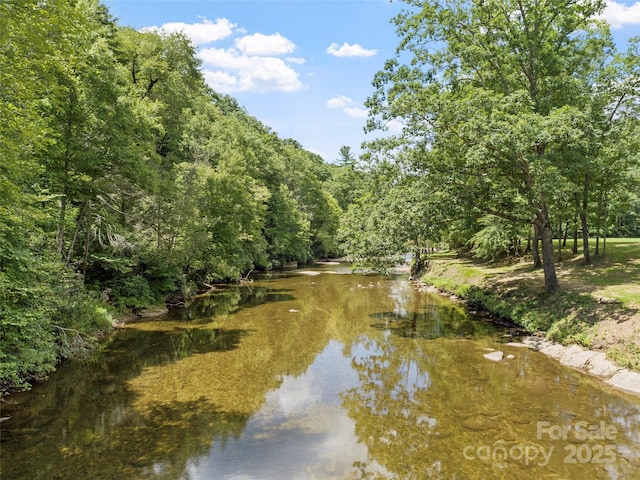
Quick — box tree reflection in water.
[3,269,640,480]
[342,331,640,479]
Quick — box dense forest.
[1,0,639,394]
[1,0,349,393]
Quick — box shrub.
[104,274,155,311]
[51,289,114,359]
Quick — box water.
[2,263,640,479]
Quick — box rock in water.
[483,351,504,362]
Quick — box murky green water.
[2,263,640,479]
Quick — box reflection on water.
[166,286,296,322]
[370,308,499,339]
[2,265,640,479]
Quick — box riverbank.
[418,238,640,393]
[114,305,169,327]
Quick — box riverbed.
[2,263,640,479]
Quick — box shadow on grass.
[485,276,638,334]
[559,262,640,289]
[448,239,639,303]
[426,241,640,367]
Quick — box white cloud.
[202,70,238,91]
[235,32,296,55]
[326,42,378,57]
[327,95,369,118]
[599,1,640,28]
[199,47,240,69]
[142,19,305,94]
[306,148,330,161]
[141,17,235,45]
[327,94,354,109]
[386,119,404,134]
[199,47,303,93]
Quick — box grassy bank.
[421,238,640,371]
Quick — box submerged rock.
[483,351,504,362]
[462,417,498,431]
[527,380,551,395]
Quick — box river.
[2,263,640,479]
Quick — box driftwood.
[239,269,253,283]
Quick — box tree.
[326,146,365,213]
[0,0,345,392]
[1,0,116,393]
[279,143,342,258]
[339,155,445,275]
[589,38,640,255]
[337,145,356,167]
[366,0,621,294]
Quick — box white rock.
[539,344,566,359]
[585,353,620,378]
[506,342,535,349]
[560,346,599,369]
[607,371,640,394]
[484,351,504,362]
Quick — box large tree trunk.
[580,174,591,265]
[557,220,563,262]
[603,192,608,257]
[410,248,428,279]
[535,208,559,295]
[65,201,87,266]
[595,191,604,256]
[531,223,542,269]
[57,193,67,257]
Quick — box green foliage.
[103,275,155,311]
[265,184,312,267]
[51,288,114,359]
[0,256,115,394]
[608,344,640,371]
[339,161,444,272]
[468,216,520,260]
[361,0,639,294]
[0,0,65,392]
[0,0,344,393]
[0,274,58,394]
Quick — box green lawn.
[422,238,640,371]
[555,238,640,307]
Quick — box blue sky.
[102,0,640,162]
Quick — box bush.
[0,307,58,394]
[52,289,114,359]
[0,265,59,394]
[1,271,116,395]
[104,274,155,311]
